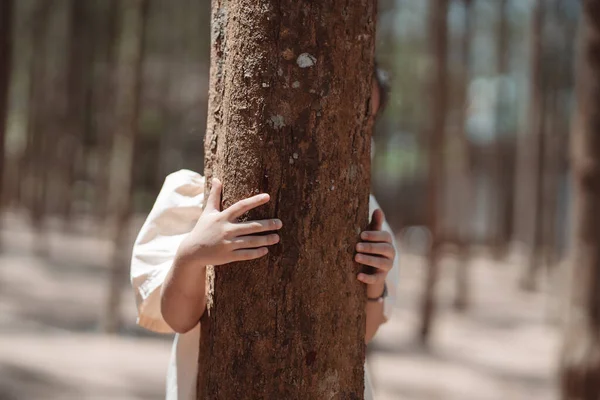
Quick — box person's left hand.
[355,209,395,290]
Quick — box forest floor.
[0,215,560,400]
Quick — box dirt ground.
[0,218,561,399]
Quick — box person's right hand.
[176,178,282,266]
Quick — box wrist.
[366,279,386,298]
[176,238,209,267]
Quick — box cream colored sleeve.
[369,195,400,320]
[130,169,205,333]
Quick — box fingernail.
[275,219,283,228]
[361,232,369,239]
[356,243,365,252]
[261,194,270,200]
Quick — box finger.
[357,272,386,285]
[204,178,223,212]
[367,209,385,231]
[355,253,392,271]
[232,247,269,261]
[230,234,280,249]
[360,230,392,243]
[231,219,283,236]
[356,242,394,259]
[225,193,271,220]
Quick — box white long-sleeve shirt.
[130,169,399,400]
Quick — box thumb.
[204,178,222,212]
[368,209,385,231]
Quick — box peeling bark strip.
[199,1,376,399]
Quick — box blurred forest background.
[0,0,593,399]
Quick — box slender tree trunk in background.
[453,0,474,312]
[0,0,13,216]
[61,0,92,227]
[419,0,449,344]
[155,0,178,183]
[542,0,572,271]
[520,0,545,291]
[198,1,375,398]
[103,0,147,334]
[560,3,600,397]
[26,1,53,256]
[91,0,118,223]
[541,78,560,270]
[491,0,515,260]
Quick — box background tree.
[491,0,514,260]
[197,0,376,398]
[0,0,12,218]
[418,0,449,344]
[559,1,600,398]
[519,0,546,290]
[23,0,54,255]
[103,0,148,333]
[57,0,93,226]
[453,0,474,311]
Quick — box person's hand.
[177,178,282,266]
[355,209,395,292]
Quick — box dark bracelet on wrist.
[367,283,388,303]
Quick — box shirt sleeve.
[130,169,205,333]
[369,195,400,320]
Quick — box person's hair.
[373,61,390,116]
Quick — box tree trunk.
[198,1,375,398]
[103,0,147,334]
[59,0,93,227]
[0,0,12,214]
[520,0,546,291]
[418,0,449,345]
[453,0,474,312]
[90,0,119,223]
[513,0,540,261]
[25,0,54,256]
[491,0,515,260]
[559,2,600,398]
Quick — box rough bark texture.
[418,0,449,344]
[453,0,474,312]
[560,2,600,398]
[104,0,147,333]
[0,0,12,208]
[198,1,375,398]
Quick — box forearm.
[364,281,386,344]
[160,249,208,334]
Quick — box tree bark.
[197,1,375,398]
[559,2,600,398]
[453,0,474,312]
[103,0,148,333]
[418,0,449,344]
